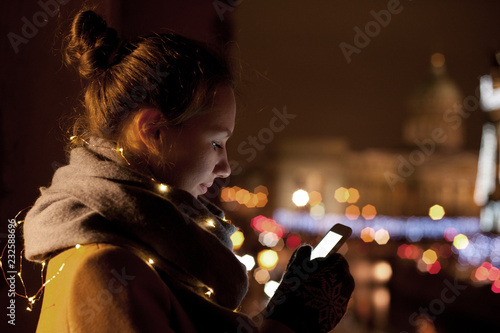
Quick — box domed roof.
[403,53,464,150]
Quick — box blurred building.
[270,53,479,220]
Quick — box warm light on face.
[292,189,309,207]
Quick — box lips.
[200,182,213,194]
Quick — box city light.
[286,234,301,250]
[230,230,245,250]
[254,267,270,284]
[375,229,390,245]
[373,261,392,283]
[264,280,280,298]
[453,234,469,250]
[361,227,375,242]
[292,189,309,207]
[347,188,360,203]
[429,204,445,220]
[310,202,326,220]
[345,205,361,220]
[362,204,377,220]
[427,261,441,274]
[422,249,438,264]
[257,249,279,270]
[236,254,255,271]
[334,187,349,203]
[308,191,323,206]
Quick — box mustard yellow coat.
[36,243,201,332]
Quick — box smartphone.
[310,223,352,260]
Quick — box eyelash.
[212,141,223,151]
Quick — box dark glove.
[265,245,355,333]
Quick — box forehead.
[187,87,236,133]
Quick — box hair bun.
[65,10,120,78]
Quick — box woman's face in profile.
[160,86,236,197]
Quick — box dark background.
[2,1,500,332]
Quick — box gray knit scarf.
[23,137,249,311]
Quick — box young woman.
[23,9,354,333]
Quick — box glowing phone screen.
[310,231,343,260]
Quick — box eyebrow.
[212,126,233,138]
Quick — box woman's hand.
[264,245,355,333]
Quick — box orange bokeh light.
[345,205,360,220]
[360,227,375,243]
[361,204,377,220]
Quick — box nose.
[214,151,231,178]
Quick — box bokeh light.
[292,189,309,207]
[286,234,301,250]
[453,234,469,250]
[347,188,360,203]
[254,267,270,284]
[259,231,280,247]
[422,249,438,264]
[429,204,445,220]
[372,287,391,309]
[230,230,245,250]
[308,191,323,206]
[257,249,279,270]
[264,280,280,298]
[444,227,458,242]
[361,227,375,242]
[221,186,269,208]
[236,254,255,271]
[373,261,392,283]
[492,279,500,293]
[375,229,390,245]
[427,261,441,274]
[362,204,377,220]
[310,203,326,220]
[475,266,489,281]
[345,205,361,220]
[254,185,269,195]
[334,187,349,203]
[398,244,420,260]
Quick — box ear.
[135,108,167,150]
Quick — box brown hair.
[65,10,233,148]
